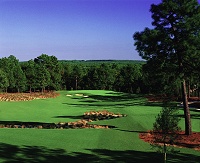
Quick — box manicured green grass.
[0,90,199,162]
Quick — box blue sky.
[0,0,190,61]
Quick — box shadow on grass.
[85,93,144,102]
[0,120,118,129]
[85,93,167,108]
[69,92,145,102]
[63,93,150,108]
[0,121,54,126]
[144,101,165,107]
[189,112,200,120]
[176,111,200,120]
[53,115,83,119]
[0,143,199,163]
[67,92,200,110]
[64,92,170,109]
[114,128,148,133]
[62,102,145,108]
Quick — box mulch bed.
[188,97,200,101]
[141,95,200,151]
[139,131,200,151]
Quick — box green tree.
[116,64,142,93]
[96,63,114,90]
[35,63,50,92]
[70,65,85,90]
[142,60,181,96]
[84,66,100,90]
[34,54,62,90]
[60,63,72,90]
[84,63,116,90]
[110,63,121,92]
[22,60,37,92]
[0,69,9,92]
[0,55,27,92]
[14,65,27,92]
[0,56,16,91]
[152,105,181,163]
[133,0,200,135]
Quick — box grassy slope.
[0,90,199,162]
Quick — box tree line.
[0,54,199,98]
[0,54,143,93]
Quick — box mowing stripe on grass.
[0,90,200,162]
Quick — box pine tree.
[133,0,200,135]
[152,105,181,163]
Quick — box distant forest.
[0,54,199,98]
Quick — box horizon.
[19,57,146,62]
[1,0,199,61]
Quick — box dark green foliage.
[133,0,200,135]
[0,55,27,92]
[115,64,142,93]
[14,65,27,92]
[153,106,180,136]
[0,69,9,92]
[0,55,148,93]
[34,54,62,90]
[0,56,16,91]
[133,0,200,93]
[60,63,72,90]
[86,63,115,90]
[60,61,146,93]
[0,53,199,95]
[142,60,181,96]
[21,60,37,92]
[35,64,50,92]
[70,65,85,90]
[152,105,181,162]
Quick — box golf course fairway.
[0,90,199,162]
